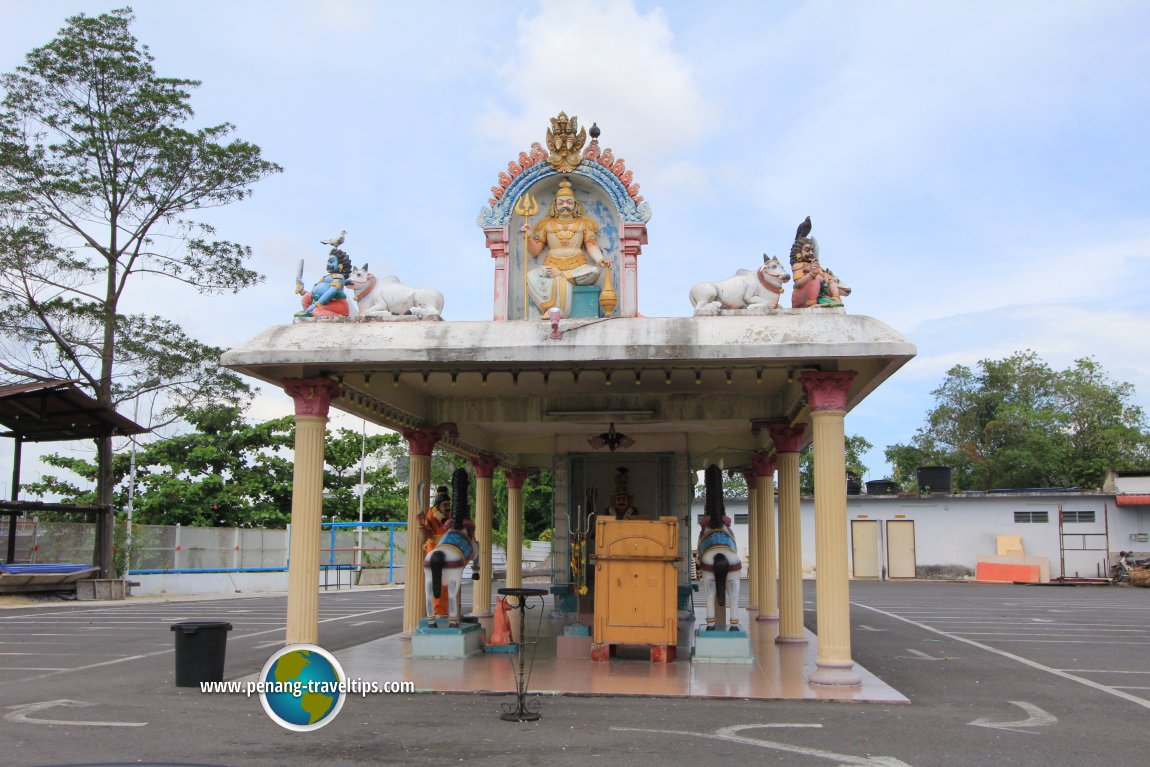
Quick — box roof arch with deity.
[477,113,652,321]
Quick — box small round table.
[497,587,548,722]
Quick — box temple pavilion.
[221,113,915,691]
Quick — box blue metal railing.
[324,521,405,583]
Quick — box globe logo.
[258,644,346,731]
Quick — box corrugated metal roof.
[0,380,146,442]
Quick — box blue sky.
[2,0,1149,489]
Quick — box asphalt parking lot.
[2,581,1148,767]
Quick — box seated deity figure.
[606,466,639,520]
[296,248,354,317]
[520,179,606,318]
[789,217,844,309]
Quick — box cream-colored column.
[401,427,441,636]
[752,453,779,621]
[802,370,860,686]
[283,378,341,646]
[769,423,807,644]
[504,469,530,590]
[470,456,499,617]
[742,471,759,613]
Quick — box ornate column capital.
[283,377,341,418]
[470,455,500,479]
[503,468,531,489]
[620,222,648,260]
[768,422,808,454]
[751,451,777,478]
[401,427,442,456]
[483,226,510,258]
[800,370,857,412]
[739,468,757,491]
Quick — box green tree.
[0,9,280,569]
[24,406,294,527]
[489,469,554,545]
[385,442,556,547]
[321,427,407,524]
[23,408,410,528]
[799,434,872,496]
[885,351,1150,491]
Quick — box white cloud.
[748,2,1140,212]
[901,304,1150,405]
[5,0,1150,492]
[478,0,713,171]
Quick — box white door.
[886,520,917,579]
[851,520,880,579]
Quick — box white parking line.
[950,640,1149,645]
[854,601,1150,712]
[947,634,1150,639]
[8,604,404,684]
[1055,669,1150,674]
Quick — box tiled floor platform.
[335,600,908,703]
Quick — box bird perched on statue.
[321,230,346,247]
[795,216,812,241]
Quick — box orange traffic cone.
[486,596,513,649]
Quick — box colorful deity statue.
[606,466,639,520]
[789,217,847,309]
[295,246,354,318]
[520,179,607,318]
[422,469,479,629]
[695,464,742,631]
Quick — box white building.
[702,469,1150,582]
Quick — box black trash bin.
[170,620,233,687]
[916,466,953,494]
[866,479,898,495]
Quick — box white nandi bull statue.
[423,467,479,628]
[696,464,742,631]
[689,255,791,316]
[346,265,444,319]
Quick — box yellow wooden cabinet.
[593,517,679,647]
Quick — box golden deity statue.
[546,112,586,173]
[520,179,606,318]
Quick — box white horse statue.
[689,255,791,316]
[424,468,479,628]
[346,265,444,320]
[696,464,742,631]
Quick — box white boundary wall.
[693,491,1149,579]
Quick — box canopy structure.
[222,112,917,690]
[0,380,145,572]
[221,312,913,470]
[0,380,145,442]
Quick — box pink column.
[484,225,510,320]
[739,468,759,613]
[283,377,341,645]
[800,370,860,686]
[470,455,500,615]
[751,452,779,621]
[769,422,808,644]
[619,222,647,318]
[400,426,442,635]
[503,469,531,589]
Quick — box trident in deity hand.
[514,191,539,319]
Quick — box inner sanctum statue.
[520,179,607,318]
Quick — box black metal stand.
[497,587,547,722]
